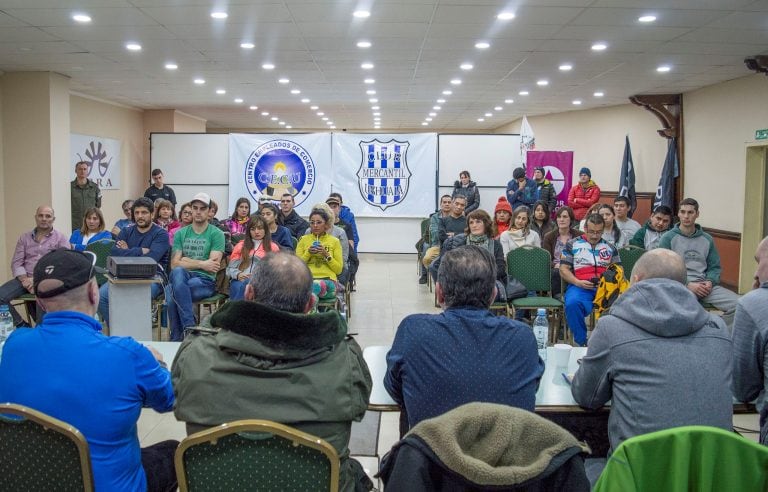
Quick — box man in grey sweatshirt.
[572,248,733,454]
[733,236,768,445]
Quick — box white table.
[141,341,180,367]
[108,275,161,340]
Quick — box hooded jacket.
[535,178,558,212]
[506,177,538,210]
[567,181,600,220]
[379,402,590,491]
[172,301,372,491]
[571,278,733,452]
[629,219,669,250]
[452,180,480,213]
[658,224,721,284]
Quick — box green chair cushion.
[511,296,563,308]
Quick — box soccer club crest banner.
[228,133,332,215]
[332,133,437,217]
[525,151,573,213]
[70,134,121,190]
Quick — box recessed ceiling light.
[460,63,473,70]
[591,42,608,51]
[429,112,436,117]
[216,89,226,95]
[361,62,374,69]
[537,79,549,86]
[559,64,573,71]
[357,40,372,48]
[593,91,604,97]
[234,98,243,103]
[262,63,275,70]
[317,112,325,116]
[638,15,657,23]
[322,117,329,121]
[279,121,285,125]
[278,78,290,84]
[505,99,514,104]
[240,42,255,49]
[450,79,462,85]
[164,63,178,70]
[287,126,293,129]
[250,105,258,110]
[271,117,278,121]
[327,121,334,125]
[477,118,485,122]
[125,43,142,51]
[72,13,91,23]
[425,117,432,122]
[572,99,582,105]
[330,125,336,129]
[371,105,380,110]
[519,90,529,96]
[497,12,516,20]
[193,78,205,85]
[369,98,378,103]
[436,98,446,103]
[656,65,671,72]
[374,117,381,121]
[290,89,301,94]
[475,41,490,49]
[421,122,429,126]
[366,90,376,95]
[364,78,375,84]
[211,12,228,19]
[433,106,441,110]
[442,90,452,95]
[310,105,319,110]
[261,111,269,116]
[374,125,380,129]
[494,106,502,111]
[485,112,492,117]
[353,10,370,18]
[373,112,381,116]
[301,98,310,103]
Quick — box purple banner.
[526,150,574,214]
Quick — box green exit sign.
[757,129,768,140]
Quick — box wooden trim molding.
[629,94,681,139]
[703,227,741,241]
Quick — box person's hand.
[577,279,596,289]
[200,258,220,273]
[141,248,150,254]
[687,281,707,299]
[316,246,328,258]
[116,240,128,249]
[145,345,163,363]
[237,272,251,281]
[753,275,761,290]
[701,280,713,297]
[20,276,33,293]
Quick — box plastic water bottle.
[0,305,13,343]
[532,308,548,362]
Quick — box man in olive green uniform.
[70,160,102,231]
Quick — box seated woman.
[227,216,280,301]
[168,202,192,245]
[69,207,112,251]
[598,204,628,248]
[499,205,541,258]
[530,200,555,239]
[296,208,343,301]
[259,202,294,250]
[111,199,134,237]
[493,197,512,239]
[223,197,251,243]
[542,206,581,297]
[153,198,179,241]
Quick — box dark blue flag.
[618,135,637,217]
[653,137,678,211]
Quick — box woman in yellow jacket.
[296,207,343,300]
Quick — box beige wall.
[683,74,768,232]
[173,111,206,133]
[495,104,668,194]
[0,81,5,276]
[70,94,145,230]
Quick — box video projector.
[107,256,158,279]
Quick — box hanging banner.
[70,133,121,189]
[526,151,573,213]
[228,133,332,215]
[332,133,436,217]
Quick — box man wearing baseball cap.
[0,248,177,491]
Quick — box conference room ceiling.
[0,0,765,131]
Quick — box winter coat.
[567,181,600,220]
[453,180,480,213]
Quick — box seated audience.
[438,195,467,245]
[69,207,112,251]
[419,194,452,283]
[530,200,555,238]
[172,252,371,492]
[260,202,294,250]
[598,204,628,249]
[222,197,251,242]
[329,192,360,251]
[168,202,192,245]
[111,199,134,236]
[0,205,69,326]
[568,167,600,220]
[493,197,512,239]
[327,196,358,285]
[166,193,225,341]
[296,207,344,301]
[542,206,581,296]
[227,216,280,301]
[560,213,621,346]
[385,245,544,430]
[279,193,309,239]
[499,205,541,257]
[452,170,480,213]
[153,198,179,235]
[613,196,641,238]
[630,205,673,250]
[0,249,177,491]
[732,236,768,446]
[572,249,733,474]
[506,167,537,210]
[98,198,170,325]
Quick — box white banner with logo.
[228,133,332,215]
[70,133,121,189]
[332,133,436,217]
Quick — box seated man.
[167,192,225,341]
[97,197,170,325]
[0,205,70,326]
[419,194,452,284]
[329,192,359,251]
[613,196,641,238]
[279,192,309,239]
[572,248,733,455]
[629,205,672,250]
[0,249,177,491]
[659,198,739,327]
[560,213,621,346]
[385,245,544,430]
[172,253,371,492]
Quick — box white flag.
[520,115,536,170]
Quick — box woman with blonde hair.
[69,207,111,251]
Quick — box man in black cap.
[0,248,177,492]
[506,167,537,210]
[532,166,557,212]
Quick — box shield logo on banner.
[357,139,411,211]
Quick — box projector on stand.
[107,257,157,279]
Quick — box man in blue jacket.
[97,197,170,325]
[330,192,359,250]
[506,167,537,210]
[0,248,177,491]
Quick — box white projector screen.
[438,134,522,188]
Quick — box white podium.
[107,275,161,340]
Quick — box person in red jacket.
[568,167,601,220]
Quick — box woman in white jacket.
[500,205,541,257]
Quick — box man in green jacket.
[70,160,102,231]
[172,252,372,492]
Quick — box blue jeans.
[167,267,215,341]
[98,281,163,326]
[229,279,247,301]
[564,284,596,346]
